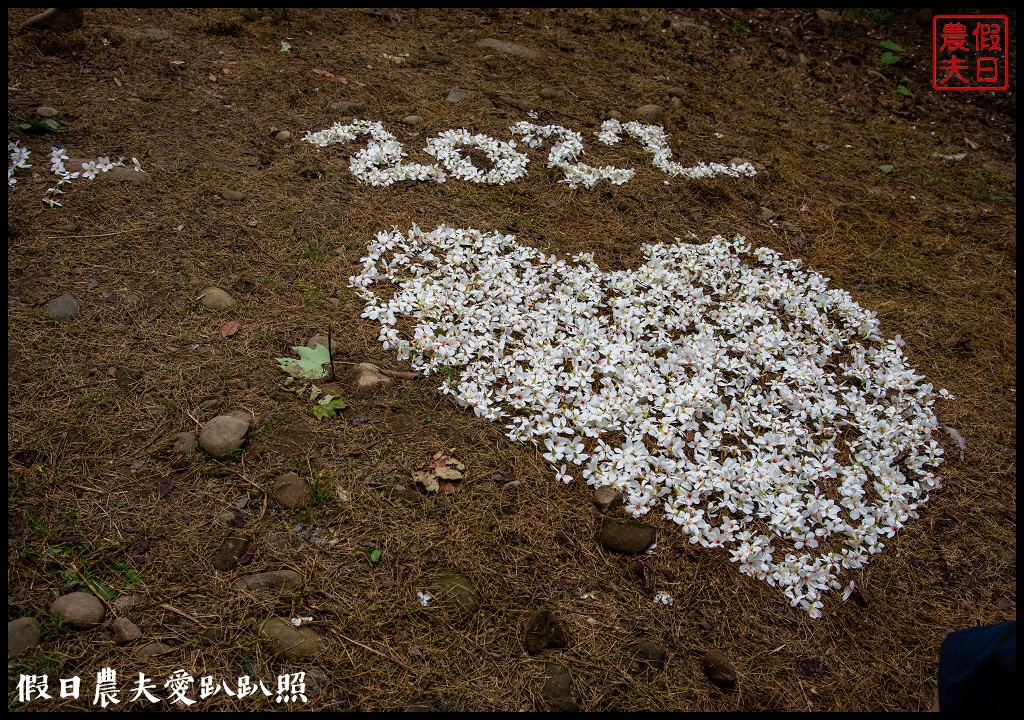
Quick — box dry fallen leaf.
[413,450,466,492]
[220,321,240,338]
[311,68,335,77]
[208,73,217,82]
[222,67,231,75]
[113,77,122,87]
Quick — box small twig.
[328,324,338,381]
[330,628,413,673]
[376,367,419,381]
[160,603,209,629]
[184,408,201,428]
[43,229,141,240]
[69,482,104,493]
[70,564,115,617]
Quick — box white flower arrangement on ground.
[8,140,145,207]
[350,225,950,618]
[303,118,757,188]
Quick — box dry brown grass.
[7,8,1015,711]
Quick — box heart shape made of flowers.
[350,225,948,618]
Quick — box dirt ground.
[7,7,1016,712]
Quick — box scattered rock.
[274,130,292,142]
[593,486,622,512]
[106,166,151,183]
[702,649,737,689]
[538,87,562,100]
[418,50,450,65]
[273,472,311,509]
[212,532,250,571]
[36,106,59,118]
[603,110,622,121]
[351,363,394,392]
[50,592,105,630]
[45,294,80,321]
[599,517,656,554]
[670,96,684,111]
[143,26,172,41]
[198,286,236,310]
[666,87,686,98]
[816,9,842,24]
[446,88,474,103]
[390,483,422,504]
[331,100,364,114]
[556,39,576,52]
[112,594,140,612]
[198,413,249,459]
[134,641,173,659]
[630,640,668,674]
[401,115,423,127]
[257,617,325,658]
[635,104,664,123]
[18,8,83,34]
[432,571,480,615]
[233,569,302,594]
[221,189,245,202]
[475,37,542,60]
[306,334,340,354]
[112,618,143,643]
[8,617,42,659]
[499,95,537,112]
[539,663,577,711]
[523,608,568,655]
[263,531,289,550]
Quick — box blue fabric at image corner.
[938,620,1016,712]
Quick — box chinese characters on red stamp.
[933,15,1009,91]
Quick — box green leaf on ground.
[277,343,331,380]
[280,41,292,52]
[367,548,381,564]
[878,40,904,52]
[311,394,347,421]
[896,85,913,97]
[879,164,897,174]
[880,51,901,65]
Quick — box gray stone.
[446,88,475,103]
[112,594,141,612]
[331,100,364,114]
[36,106,59,118]
[432,571,479,615]
[106,166,150,183]
[523,608,568,655]
[702,648,737,689]
[134,641,173,659]
[112,618,143,643]
[666,87,686,98]
[539,87,562,100]
[212,532,250,571]
[499,95,537,112]
[351,363,393,392]
[603,110,622,121]
[172,432,198,455]
[593,485,622,512]
[600,517,656,554]
[556,39,576,52]
[670,96,684,111]
[402,115,423,127]
[306,334,340,354]
[143,27,172,41]
[198,286,236,310]
[540,663,577,711]
[257,617,325,658]
[50,592,105,630]
[233,569,302,594]
[8,617,42,659]
[273,472,311,509]
[221,189,245,202]
[45,294,80,321]
[419,50,450,65]
[274,130,292,142]
[630,640,668,674]
[475,37,542,60]
[390,483,422,504]
[264,532,289,550]
[18,8,83,34]
[635,104,664,123]
[198,413,249,458]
